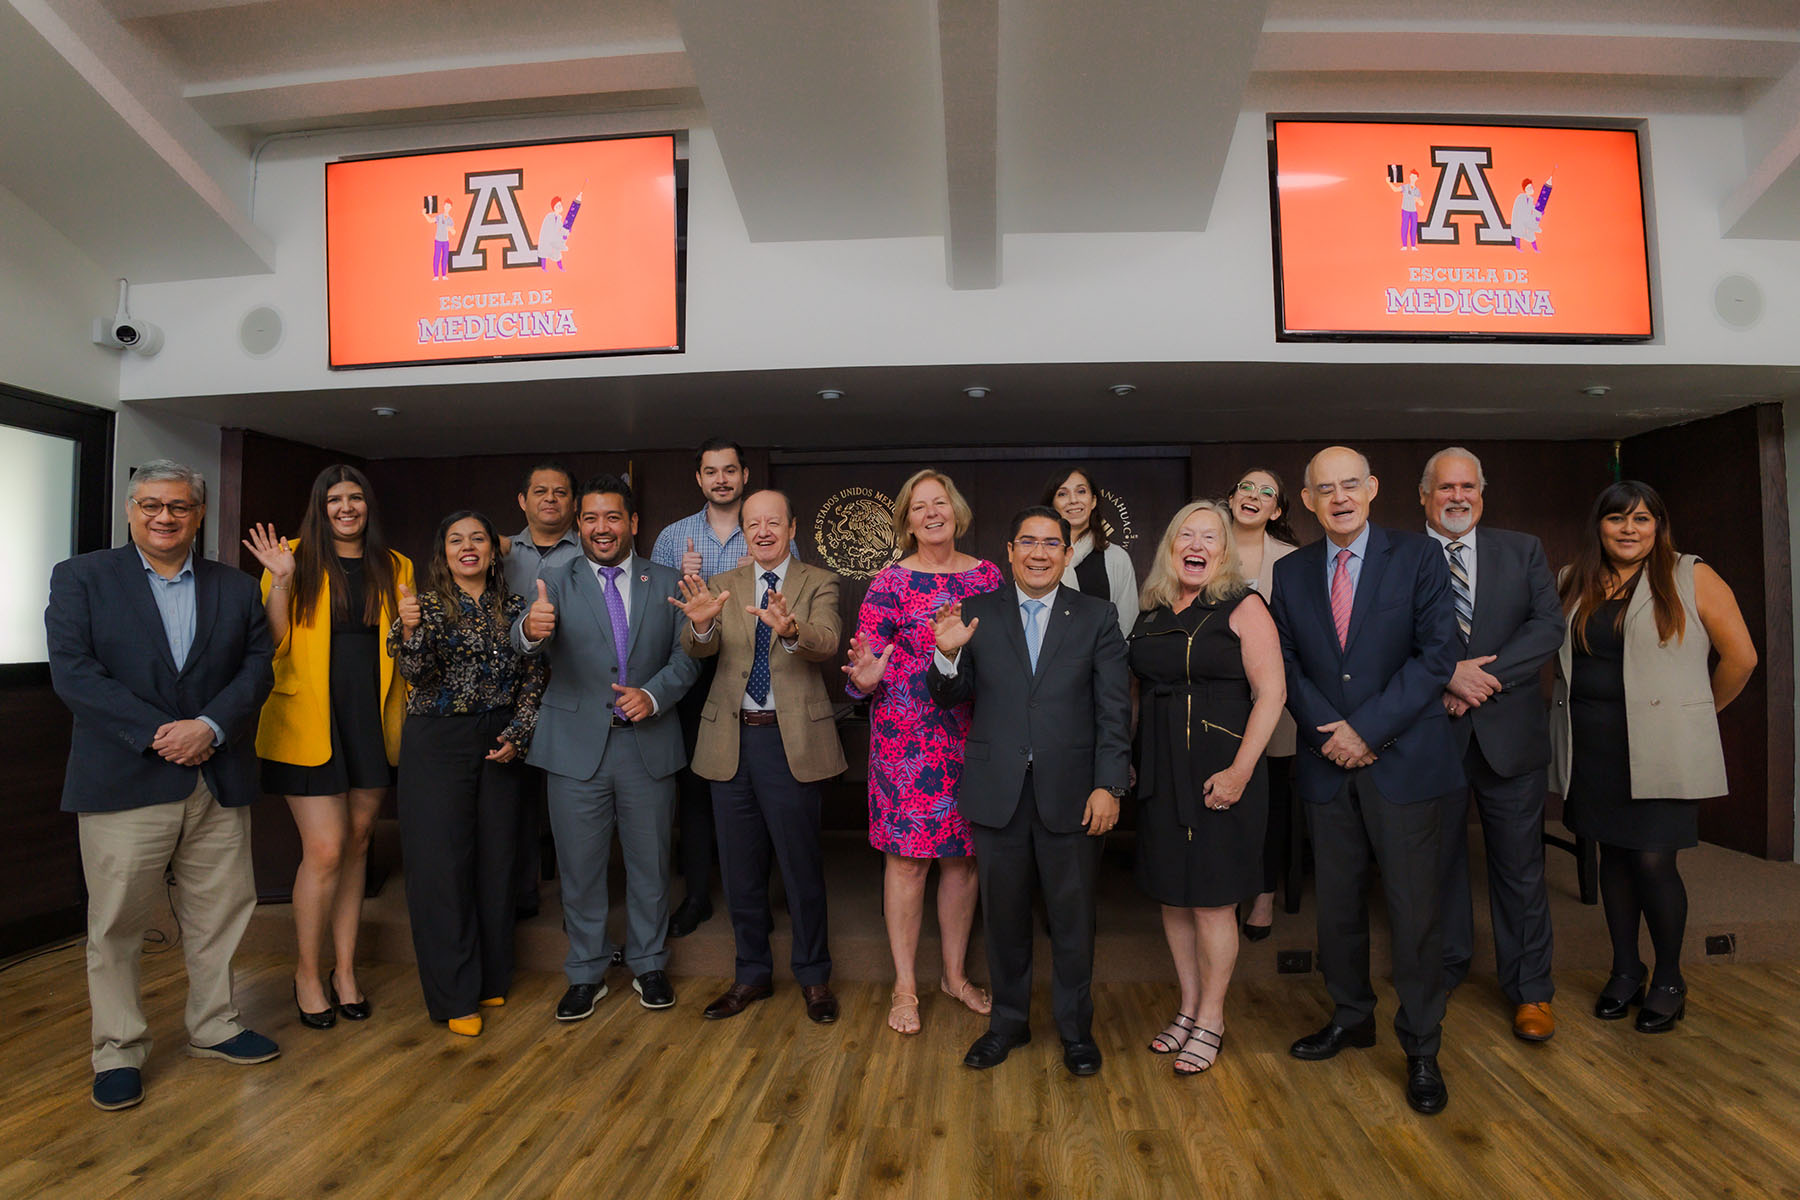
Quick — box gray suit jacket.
[927,585,1131,834]
[1444,526,1564,778]
[513,552,699,782]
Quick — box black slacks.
[710,722,831,986]
[398,710,524,1021]
[1308,772,1448,1056]
[674,657,720,905]
[1439,741,1555,1004]
[971,771,1100,1043]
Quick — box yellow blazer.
[254,544,414,768]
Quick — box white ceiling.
[5,0,1799,452]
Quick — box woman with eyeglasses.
[243,464,413,1030]
[1551,481,1755,1032]
[1228,467,1300,940]
[1042,465,1138,637]
[1129,500,1286,1075]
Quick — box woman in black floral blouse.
[390,510,546,1036]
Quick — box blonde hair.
[1140,500,1250,611]
[891,469,973,557]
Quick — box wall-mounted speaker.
[1712,275,1763,331]
[240,306,283,357]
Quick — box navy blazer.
[1269,523,1463,806]
[47,545,274,813]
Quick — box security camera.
[92,279,164,357]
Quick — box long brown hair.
[290,464,399,629]
[425,510,508,631]
[1559,479,1685,651]
[1232,465,1299,545]
[1040,465,1111,552]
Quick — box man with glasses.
[926,506,1130,1076]
[47,460,276,1111]
[1269,446,1463,1116]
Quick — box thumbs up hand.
[398,583,422,635]
[525,578,557,641]
[681,536,703,578]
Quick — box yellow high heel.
[447,1014,482,1037]
[479,996,505,1008]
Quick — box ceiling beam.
[939,0,999,289]
[1722,61,1800,238]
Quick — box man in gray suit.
[1421,448,1564,1042]
[516,473,699,1019]
[927,506,1131,1077]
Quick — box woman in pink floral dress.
[845,469,1001,1035]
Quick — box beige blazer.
[681,558,847,783]
[1249,536,1299,758]
[1549,554,1726,800]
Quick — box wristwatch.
[1105,785,1128,798]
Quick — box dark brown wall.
[0,678,84,954]
[1622,405,1794,859]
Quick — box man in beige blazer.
[675,489,846,1024]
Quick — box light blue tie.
[1022,599,1045,671]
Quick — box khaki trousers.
[79,776,255,1072]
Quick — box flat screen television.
[1268,117,1653,342]
[326,132,683,368]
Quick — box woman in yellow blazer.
[244,464,412,1030]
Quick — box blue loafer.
[187,1029,280,1064]
[92,1067,144,1110]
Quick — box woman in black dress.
[244,465,413,1029]
[1130,500,1286,1075]
[1552,482,1756,1032]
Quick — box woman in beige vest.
[1550,482,1756,1033]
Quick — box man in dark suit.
[675,490,845,1024]
[46,459,276,1112]
[515,474,699,1020]
[1270,446,1462,1116]
[1420,447,1564,1041]
[927,506,1131,1077]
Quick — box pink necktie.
[1330,548,1354,649]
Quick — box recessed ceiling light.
[817,388,844,401]
[1581,385,1611,398]
[371,406,399,418]
[1109,384,1136,397]
[963,386,990,399]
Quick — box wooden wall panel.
[0,680,84,955]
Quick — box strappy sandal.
[1149,1012,1198,1055]
[1174,1024,1224,1076]
[941,979,992,1016]
[888,991,922,1035]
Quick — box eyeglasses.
[1235,481,1277,498]
[131,497,199,518]
[1012,537,1066,551]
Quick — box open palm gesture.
[931,600,979,656]
[669,573,730,632]
[242,522,295,582]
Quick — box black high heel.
[330,973,372,1021]
[1634,984,1686,1033]
[296,982,336,1030]
[1593,970,1646,1021]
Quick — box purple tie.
[600,565,631,716]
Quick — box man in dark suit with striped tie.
[1420,448,1564,1043]
[1270,446,1463,1116]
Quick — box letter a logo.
[450,171,541,270]
[1419,147,1514,247]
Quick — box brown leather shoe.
[802,984,839,1025]
[1513,1001,1556,1042]
[703,982,772,1020]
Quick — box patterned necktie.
[1446,541,1473,643]
[747,570,778,705]
[1022,598,1046,671]
[1329,548,1354,649]
[599,565,631,715]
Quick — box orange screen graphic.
[1272,121,1651,339]
[326,135,679,368]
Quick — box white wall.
[0,182,120,407]
[112,405,223,559]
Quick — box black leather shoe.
[1062,1038,1102,1076]
[963,1029,1031,1070]
[633,970,676,1010]
[1593,970,1647,1020]
[555,982,606,1021]
[1405,1055,1448,1115]
[704,982,773,1020]
[667,897,714,939]
[329,975,371,1021]
[1634,984,1687,1033]
[1289,1019,1377,1060]
[295,983,336,1030]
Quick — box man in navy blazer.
[514,474,700,1021]
[46,460,276,1112]
[1269,446,1462,1116]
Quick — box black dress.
[1563,593,1699,851]
[261,556,394,795]
[1129,593,1269,908]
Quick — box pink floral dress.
[852,560,1003,858]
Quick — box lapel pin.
[639,574,648,583]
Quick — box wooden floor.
[5,947,1800,1199]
